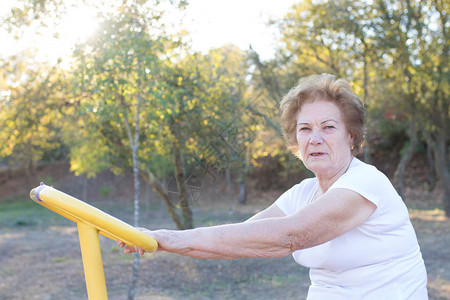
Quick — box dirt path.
[410,209,450,300]
[0,201,449,300]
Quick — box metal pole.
[77,222,108,300]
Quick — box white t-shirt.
[275,158,428,300]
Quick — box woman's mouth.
[310,152,325,157]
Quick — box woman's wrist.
[154,228,197,255]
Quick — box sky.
[0,0,297,62]
[179,0,297,59]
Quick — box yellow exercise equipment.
[30,183,158,300]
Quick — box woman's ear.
[349,132,355,149]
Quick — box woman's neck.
[315,156,353,194]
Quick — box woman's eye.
[324,126,335,130]
[299,127,310,132]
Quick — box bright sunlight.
[36,4,98,66]
[60,5,98,44]
[0,1,97,66]
[0,0,297,64]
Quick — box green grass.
[0,195,68,228]
[53,257,67,263]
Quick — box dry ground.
[0,162,448,299]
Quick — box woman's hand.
[118,227,187,256]
[117,227,169,256]
[117,241,145,256]
[117,227,236,259]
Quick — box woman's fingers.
[124,245,145,255]
[124,246,134,253]
[117,240,145,255]
[117,227,155,255]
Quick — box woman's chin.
[305,160,331,175]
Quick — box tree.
[269,0,449,213]
[140,44,254,217]
[68,5,256,230]
[0,54,67,174]
[372,0,449,213]
[277,0,384,160]
[69,1,184,298]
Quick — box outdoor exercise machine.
[30,183,158,300]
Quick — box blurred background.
[0,0,448,299]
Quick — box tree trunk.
[238,163,247,204]
[143,170,185,230]
[363,142,372,164]
[426,144,436,189]
[393,122,418,199]
[81,176,88,202]
[361,45,372,164]
[124,42,143,298]
[145,180,151,211]
[172,136,193,229]
[127,145,141,300]
[430,135,450,217]
[226,167,233,214]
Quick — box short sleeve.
[275,178,317,216]
[329,160,399,209]
[275,187,295,216]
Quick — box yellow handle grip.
[30,184,158,253]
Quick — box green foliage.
[67,132,112,178]
[37,175,54,186]
[275,0,448,155]
[68,3,168,177]
[0,56,69,169]
[98,185,111,198]
[1,0,448,215]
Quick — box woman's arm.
[121,188,376,259]
[245,202,286,222]
[120,203,286,259]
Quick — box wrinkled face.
[296,99,354,178]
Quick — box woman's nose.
[309,133,324,145]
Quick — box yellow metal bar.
[29,183,159,299]
[30,184,158,252]
[78,222,108,300]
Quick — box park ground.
[0,159,449,300]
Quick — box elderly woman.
[120,74,428,299]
